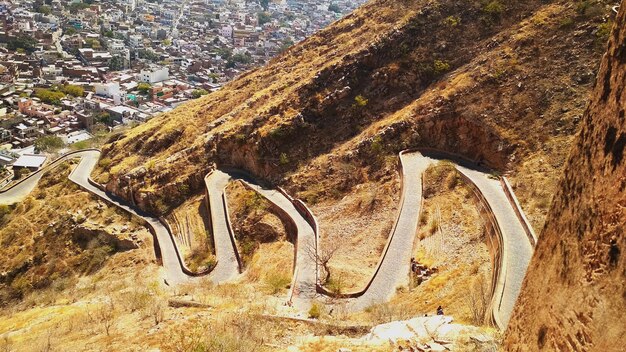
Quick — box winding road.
[0,150,242,286]
[0,149,535,329]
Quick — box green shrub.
[370,136,383,155]
[243,189,265,212]
[10,276,31,299]
[433,60,451,74]
[264,272,291,294]
[137,82,151,94]
[559,17,575,29]
[353,95,368,108]
[576,0,592,15]
[483,0,504,16]
[326,276,344,295]
[61,84,84,97]
[191,89,208,99]
[153,199,168,214]
[279,152,289,165]
[34,135,65,152]
[178,183,190,196]
[443,15,461,27]
[71,140,91,150]
[34,88,65,105]
[308,302,321,319]
[268,126,285,139]
[596,21,613,41]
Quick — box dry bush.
[87,298,116,336]
[364,302,411,325]
[466,273,491,326]
[163,312,266,352]
[306,238,343,286]
[125,288,152,313]
[148,299,165,326]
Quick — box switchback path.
[288,150,534,330]
[1,149,534,330]
[0,150,242,286]
[300,152,436,312]
[453,166,534,328]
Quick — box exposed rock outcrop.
[503,5,626,351]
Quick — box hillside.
[0,0,621,350]
[0,160,153,308]
[96,0,609,227]
[93,0,611,287]
[504,4,626,351]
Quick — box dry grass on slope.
[95,1,609,247]
[97,0,558,215]
[225,181,293,272]
[0,160,152,309]
[94,0,418,183]
[167,194,216,273]
[504,6,626,350]
[286,0,610,240]
[352,163,492,326]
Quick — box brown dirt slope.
[0,160,152,309]
[503,5,626,351]
[96,0,609,232]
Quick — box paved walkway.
[325,152,435,312]
[0,150,241,286]
[454,164,533,328]
[286,150,534,330]
[239,178,318,306]
[1,149,534,329]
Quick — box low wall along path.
[0,149,535,330]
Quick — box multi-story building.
[138,66,168,84]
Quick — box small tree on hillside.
[305,239,343,286]
[466,273,491,325]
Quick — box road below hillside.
[454,163,534,328]
[327,152,434,312]
[1,149,534,329]
[289,150,534,330]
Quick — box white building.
[17,21,31,31]
[95,82,121,97]
[129,34,143,48]
[122,0,137,11]
[138,67,169,84]
[220,25,233,38]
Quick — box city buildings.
[0,0,364,178]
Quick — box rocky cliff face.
[503,3,626,351]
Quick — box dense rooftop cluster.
[0,0,363,186]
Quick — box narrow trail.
[0,149,535,329]
[0,150,242,286]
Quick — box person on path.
[437,305,444,315]
[411,258,418,274]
